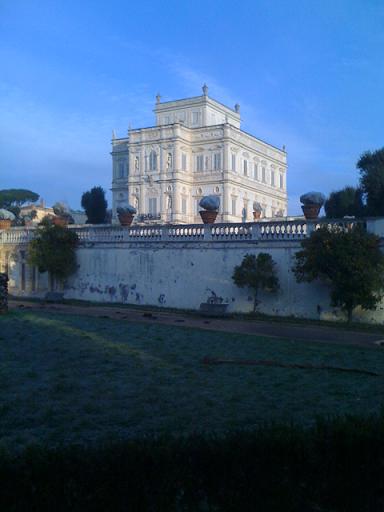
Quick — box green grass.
[1,310,384,452]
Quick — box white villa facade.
[111,86,287,224]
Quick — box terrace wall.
[2,218,384,323]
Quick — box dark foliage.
[324,186,364,218]
[1,416,384,511]
[232,253,279,312]
[358,147,384,216]
[293,225,384,321]
[81,186,108,224]
[27,222,78,281]
[0,188,39,217]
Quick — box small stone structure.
[0,273,8,314]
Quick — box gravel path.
[9,300,384,347]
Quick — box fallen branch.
[202,357,380,377]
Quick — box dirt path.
[9,300,384,348]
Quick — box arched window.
[149,150,157,171]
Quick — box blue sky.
[1,0,383,214]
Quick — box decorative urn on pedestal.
[52,202,74,227]
[252,201,263,220]
[0,209,15,230]
[199,196,220,224]
[300,192,326,220]
[117,205,137,226]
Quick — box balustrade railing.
[0,218,369,246]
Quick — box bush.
[293,225,384,322]
[0,416,384,511]
[232,253,279,312]
[27,222,78,283]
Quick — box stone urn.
[117,206,136,226]
[0,219,12,230]
[118,212,134,226]
[0,209,15,230]
[301,204,321,219]
[300,192,326,220]
[199,195,220,224]
[52,216,68,227]
[200,210,218,224]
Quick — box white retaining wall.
[2,219,384,323]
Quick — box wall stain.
[119,284,129,302]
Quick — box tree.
[28,221,78,285]
[0,189,39,217]
[81,186,108,224]
[324,186,364,219]
[357,147,384,216]
[232,253,279,312]
[293,225,384,322]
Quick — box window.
[231,198,237,216]
[271,171,275,187]
[262,167,266,183]
[149,198,157,214]
[164,116,170,124]
[253,163,258,180]
[149,150,157,171]
[280,173,284,189]
[182,197,187,215]
[243,159,248,177]
[213,152,221,171]
[192,111,200,125]
[182,153,187,171]
[231,154,236,172]
[118,160,125,178]
[196,154,204,171]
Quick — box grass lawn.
[1,310,384,452]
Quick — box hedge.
[1,415,384,511]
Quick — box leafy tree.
[28,221,78,284]
[324,186,364,218]
[232,253,279,312]
[357,147,384,216]
[81,186,108,224]
[293,225,384,322]
[0,189,39,217]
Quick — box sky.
[1,0,383,214]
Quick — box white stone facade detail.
[111,87,287,224]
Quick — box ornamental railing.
[0,218,368,246]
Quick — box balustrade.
[0,218,369,246]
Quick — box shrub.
[0,416,384,511]
[27,222,78,283]
[293,225,384,321]
[232,253,279,312]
